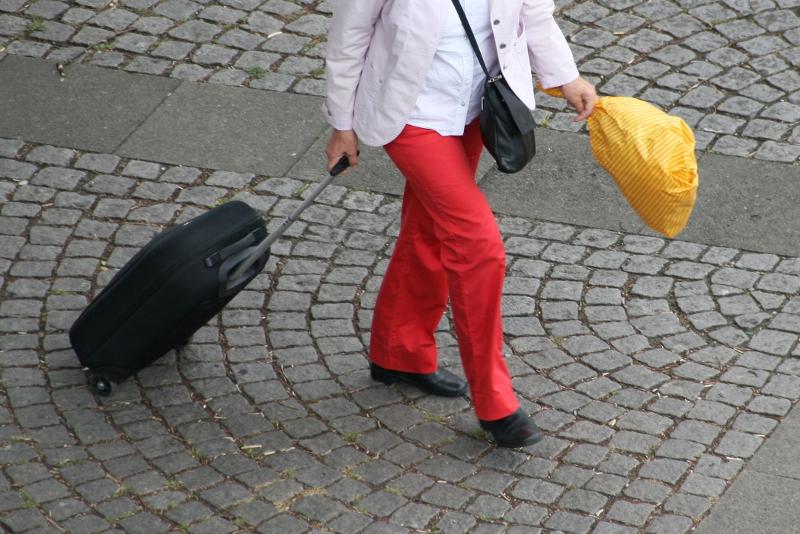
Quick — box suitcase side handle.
[222,155,353,295]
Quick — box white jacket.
[323,0,579,146]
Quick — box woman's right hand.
[561,76,597,122]
[326,129,359,174]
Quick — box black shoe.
[370,362,467,397]
[479,409,543,448]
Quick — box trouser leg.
[373,120,519,420]
[369,181,449,375]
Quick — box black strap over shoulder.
[449,0,537,174]
[449,0,492,79]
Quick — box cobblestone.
[0,138,797,532]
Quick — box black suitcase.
[70,157,350,395]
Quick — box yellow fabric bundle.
[539,86,698,238]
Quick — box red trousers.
[369,120,519,421]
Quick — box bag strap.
[450,0,492,79]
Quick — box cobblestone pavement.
[1,0,800,162]
[1,137,800,533]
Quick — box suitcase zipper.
[95,212,262,301]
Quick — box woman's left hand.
[561,76,597,122]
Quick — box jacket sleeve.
[323,0,385,131]
[521,0,580,89]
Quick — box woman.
[324,0,596,448]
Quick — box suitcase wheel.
[89,373,113,396]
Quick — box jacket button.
[499,43,506,49]
[493,19,500,25]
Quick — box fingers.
[582,93,597,120]
[326,151,342,173]
[573,100,592,121]
[572,90,597,122]
[325,130,359,173]
[346,148,359,168]
[571,96,587,122]
[560,76,597,122]
[574,110,590,122]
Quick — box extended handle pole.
[228,155,352,282]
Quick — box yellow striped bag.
[539,86,698,238]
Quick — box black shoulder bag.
[450,0,536,174]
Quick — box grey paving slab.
[698,405,800,534]
[287,127,495,197]
[480,128,646,235]
[3,53,795,257]
[0,55,178,153]
[684,153,800,257]
[287,131,405,196]
[748,404,800,480]
[695,470,800,534]
[481,129,800,257]
[3,0,800,163]
[118,81,329,176]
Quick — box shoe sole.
[494,431,543,449]
[370,368,467,397]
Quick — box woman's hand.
[326,129,359,174]
[561,76,597,122]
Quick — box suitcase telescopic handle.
[223,154,354,293]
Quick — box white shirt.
[407,0,500,136]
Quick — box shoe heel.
[370,366,398,385]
